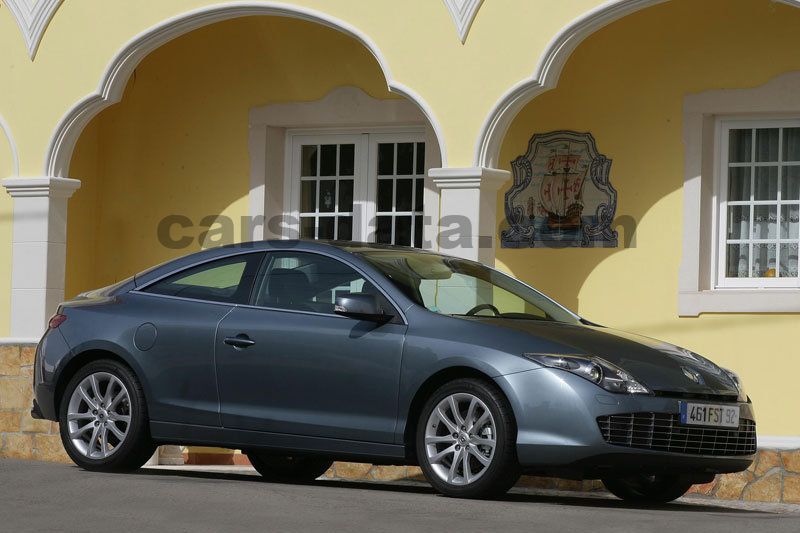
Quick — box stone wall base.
[3,344,798,503]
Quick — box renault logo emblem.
[682,367,704,385]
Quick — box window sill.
[678,289,800,316]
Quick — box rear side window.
[142,253,264,304]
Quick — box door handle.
[224,335,256,349]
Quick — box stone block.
[0,346,20,376]
[1,433,34,460]
[0,377,32,410]
[687,479,717,495]
[714,470,753,500]
[516,476,557,489]
[20,413,51,433]
[405,466,425,481]
[33,434,70,463]
[19,346,36,366]
[754,449,782,476]
[783,475,800,504]
[0,411,21,433]
[368,465,407,481]
[782,450,800,474]
[742,471,781,502]
[332,462,372,480]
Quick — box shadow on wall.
[65,16,399,298]
[494,0,800,319]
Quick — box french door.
[288,131,427,247]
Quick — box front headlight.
[722,368,748,402]
[524,354,649,394]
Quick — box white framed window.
[716,119,800,289]
[678,73,800,316]
[286,129,427,247]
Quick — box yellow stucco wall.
[0,0,614,174]
[497,0,800,436]
[66,16,393,295]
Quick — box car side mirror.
[335,294,391,323]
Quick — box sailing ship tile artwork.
[501,131,619,248]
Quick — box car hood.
[465,318,740,397]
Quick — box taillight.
[48,314,67,329]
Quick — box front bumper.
[494,368,756,479]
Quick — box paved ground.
[1,459,799,533]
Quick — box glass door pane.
[373,139,426,248]
[296,138,358,241]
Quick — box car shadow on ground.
[131,467,765,514]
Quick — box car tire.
[602,474,694,504]
[58,359,155,472]
[416,378,520,499]
[246,453,333,483]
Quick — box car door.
[130,251,264,426]
[215,250,407,443]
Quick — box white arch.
[474,0,800,168]
[0,113,20,176]
[44,1,447,177]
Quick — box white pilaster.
[430,167,509,264]
[2,177,81,338]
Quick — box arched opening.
[493,0,800,438]
[66,15,442,297]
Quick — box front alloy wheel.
[417,379,520,499]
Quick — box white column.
[429,167,509,264]
[2,177,81,339]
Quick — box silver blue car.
[31,241,755,502]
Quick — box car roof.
[132,240,451,289]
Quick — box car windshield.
[357,251,579,324]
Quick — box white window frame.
[284,126,427,243]
[368,132,427,245]
[247,86,441,244]
[715,118,800,289]
[287,132,369,241]
[678,72,800,316]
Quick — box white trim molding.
[430,167,510,263]
[0,337,38,345]
[4,0,63,59]
[678,72,800,316]
[248,86,440,241]
[3,176,80,198]
[442,0,484,43]
[44,1,447,179]
[473,0,800,168]
[1,176,81,338]
[758,435,800,450]
[0,113,20,176]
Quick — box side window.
[143,253,264,304]
[254,252,393,316]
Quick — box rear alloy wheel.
[602,474,694,504]
[59,359,155,471]
[246,453,333,483]
[417,378,520,499]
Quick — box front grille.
[597,413,756,456]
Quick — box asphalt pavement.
[1,459,798,532]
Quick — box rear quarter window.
[142,253,263,304]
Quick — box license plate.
[680,402,740,428]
